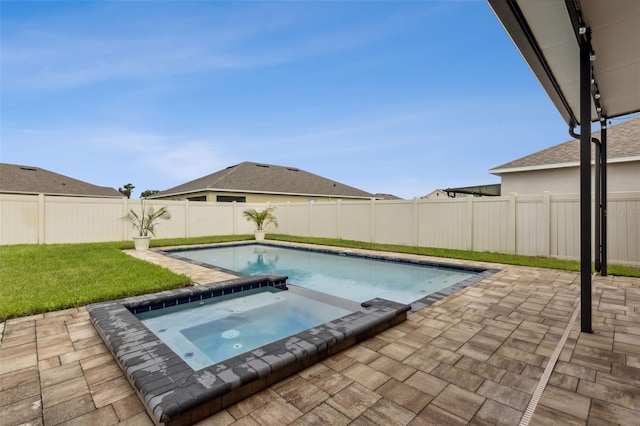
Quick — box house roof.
[151,162,375,199]
[0,163,122,198]
[374,193,403,200]
[490,115,640,175]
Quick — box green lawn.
[268,235,640,277]
[1,234,638,322]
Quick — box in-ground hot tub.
[88,274,410,425]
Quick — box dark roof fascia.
[443,184,501,197]
[148,188,212,199]
[487,0,578,126]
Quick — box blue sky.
[2,0,574,199]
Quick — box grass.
[1,234,638,321]
[268,234,640,277]
[0,235,254,321]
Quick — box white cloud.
[144,140,232,181]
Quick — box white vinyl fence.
[1,192,638,266]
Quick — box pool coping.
[87,274,411,426]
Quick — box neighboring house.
[0,163,122,198]
[150,162,376,203]
[490,116,640,194]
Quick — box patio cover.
[487,0,640,332]
[487,0,640,126]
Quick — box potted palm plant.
[242,207,278,241]
[122,200,171,250]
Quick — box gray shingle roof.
[0,163,122,197]
[151,162,375,199]
[374,193,403,200]
[491,115,640,174]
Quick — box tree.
[118,183,135,199]
[141,189,160,199]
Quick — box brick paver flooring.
[1,243,638,425]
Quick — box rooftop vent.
[287,167,299,171]
[20,167,38,171]
[256,164,270,168]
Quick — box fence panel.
[606,193,640,266]
[550,194,580,260]
[44,196,125,243]
[0,194,40,244]
[472,197,512,254]
[188,202,228,237]
[309,202,339,239]
[374,200,415,246]
[418,198,469,250]
[340,201,373,242]
[515,195,546,256]
[283,203,312,237]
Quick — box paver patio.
[1,243,639,425]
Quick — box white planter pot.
[133,236,152,251]
[254,230,266,241]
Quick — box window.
[187,196,206,202]
[217,195,246,203]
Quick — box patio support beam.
[594,136,601,273]
[600,124,607,276]
[579,28,592,333]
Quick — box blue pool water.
[136,286,353,369]
[174,244,476,305]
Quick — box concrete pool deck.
[1,242,639,425]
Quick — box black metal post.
[601,124,608,276]
[594,138,601,272]
[580,34,592,333]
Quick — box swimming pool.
[89,242,497,425]
[167,242,487,309]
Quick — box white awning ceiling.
[487,0,640,126]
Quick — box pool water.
[175,244,476,305]
[136,286,353,370]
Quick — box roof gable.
[0,163,122,197]
[491,116,640,174]
[152,162,375,199]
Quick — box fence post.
[337,199,342,239]
[38,193,45,244]
[508,193,517,254]
[184,199,190,238]
[232,201,237,235]
[307,201,313,237]
[120,197,129,241]
[466,196,473,251]
[413,197,419,246]
[286,202,291,236]
[370,198,376,243]
[542,191,551,257]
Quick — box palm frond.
[242,207,278,231]
[121,201,171,237]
